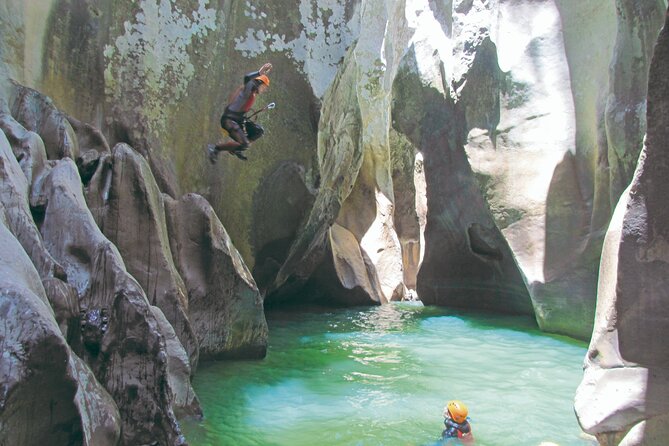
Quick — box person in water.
[207,62,272,163]
[442,400,474,442]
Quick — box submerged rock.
[575,8,669,444]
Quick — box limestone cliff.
[0,82,267,443]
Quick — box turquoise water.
[182,303,593,446]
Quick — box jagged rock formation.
[575,9,669,445]
[0,80,268,443]
[84,142,198,369]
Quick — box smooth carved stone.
[43,276,79,338]
[165,193,268,360]
[0,217,120,446]
[38,158,185,445]
[67,115,110,154]
[575,7,669,443]
[0,111,49,193]
[151,306,203,419]
[392,47,533,315]
[0,127,65,282]
[9,82,79,160]
[85,143,198,370]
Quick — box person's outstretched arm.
[243,63,273,84]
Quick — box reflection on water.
[181,303,593,446]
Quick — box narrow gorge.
[1,1,668,445]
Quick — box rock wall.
[0,81,268,443]
[0,129,122,446]
[575,8,669,444]
[3,0,667,334]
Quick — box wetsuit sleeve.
[243,71,261,85]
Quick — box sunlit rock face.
[458,0,665,338]
[575,10,669,444]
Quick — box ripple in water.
[181,303,594,446]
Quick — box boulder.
[68,115,110,154]
[0,109,50,194]
[0,122,64,280]
[575,9,669,443]
[298,223,386,306]
[165,193,268,360]
[8,82,79,160]
[67,354,122,446]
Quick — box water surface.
[182,303,592,446]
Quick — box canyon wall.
[575,8,669,444]
[2,0,666,335]
[2,1,669,443]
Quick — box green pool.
[181,303,593,446]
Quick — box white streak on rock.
[103,0,217,132]
[233,0,360,98]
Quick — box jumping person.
[442,400,474,443]
[207,62,272,163]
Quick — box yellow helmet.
[447,400,468,423]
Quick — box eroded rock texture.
[165,193,268,360]
[38,158,185,445]
[0,111,63,280]
[575,9,669,445]
[0,220,83,445]
[0,130,121,446]
[84,142,198,369]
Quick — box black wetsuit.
[220,71,263,150]
[442,418,472,439]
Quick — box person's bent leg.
[216,119,249,151]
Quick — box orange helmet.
[255,74,270,87]
[447,400,468,423]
